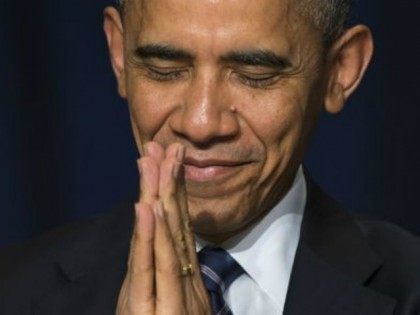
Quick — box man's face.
[121,0,327,239]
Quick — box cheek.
[127,78,180,143]
[238,87,306,150]
[235,86,308,180]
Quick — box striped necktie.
[198,247,245,315]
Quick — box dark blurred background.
[0,1,419,247]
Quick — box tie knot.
[198,247,244,293]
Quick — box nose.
[169,72,239,145]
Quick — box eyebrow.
[220,50,291,68]
[134,44,194,62]
[134,44,291,69]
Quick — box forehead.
[125,0,317,57]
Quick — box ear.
[103,7,126,98]
[324,25,374,114]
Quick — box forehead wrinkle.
[126,0,320,65]
[126,0,231,60]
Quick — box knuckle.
[131,263,154,276]
[173,230,186,244]
[132,228,153,245]
[161,158,174,172]
[133,228,142,241]
[183,220,192,233]
[125,300,154,315]
[156,260,180,275]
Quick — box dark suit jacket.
[1,181,420,315]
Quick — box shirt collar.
[196,166,307,310]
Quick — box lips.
[183,157,250,182]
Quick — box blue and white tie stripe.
[198,247,245,315]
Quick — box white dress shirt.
[196,167,306,314]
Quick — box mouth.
[183,157,251,182]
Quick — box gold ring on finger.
[181,263,194,277]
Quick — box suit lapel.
[284,177,396,315]
[284,244,395,315]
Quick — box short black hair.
[296,0,353,45]
[116,0,352,45]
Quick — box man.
[0,0,419,314]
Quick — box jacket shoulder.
[357,219,420,313]
[0,203,133,313]
[357,219,420,271]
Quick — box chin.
[186,188,255,237]
[189,205,246,239]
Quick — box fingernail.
[144,143,150,156]
[134,203,141,220]
[177,145,185,162]
[154,201,165,219]
[172,162,181,179]
[136,159,142,175]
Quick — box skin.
[103,0,374,313]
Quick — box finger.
[153,201,184,311]
[159,144,190,266]
[165,143,189,222]
[178,179,200,271]
[144,141,165,165]
[138,156,160,204]
[126,202,155,312]
[161,144,198,268]
[173,163,198,268]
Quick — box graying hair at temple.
[115,0,352,45]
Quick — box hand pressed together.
[116,142,212,315]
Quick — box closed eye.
[146,66,188,82]
[236,72,281,88]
